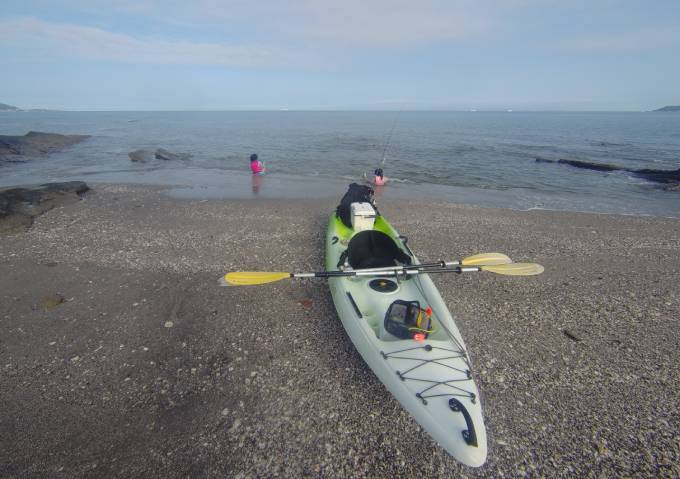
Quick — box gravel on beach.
[1,184,679,478]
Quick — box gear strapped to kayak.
[382,300,433,340]
[339,230,412,270]
[336,182,378,228]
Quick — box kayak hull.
[325,213,487,467]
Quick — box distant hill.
[0,103,60,112]
[654,105,680,112]
[0,103,21,111]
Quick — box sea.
[1,111,679,217]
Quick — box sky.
[1,0,679,111]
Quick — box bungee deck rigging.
[381,344,476,405]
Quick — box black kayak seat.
[347,230,412,269]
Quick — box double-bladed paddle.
[220,253,543,286]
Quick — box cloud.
[54,0,531,47]
[205,0,543,47]
[0,16,298,67]
[278,0,496,46]
[559,27,680,52]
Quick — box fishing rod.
[379,110,402,168]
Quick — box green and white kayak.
[325,211,487,467]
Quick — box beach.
[1,183,679,478]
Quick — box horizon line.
[1,108,669,113]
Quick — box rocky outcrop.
[128,148,192,162]
[154,148,191,161]
[128,149,155,162]
[534,156,554,164]
[0,131,90,163]
[633,168,680,185]
[0,181,90,235]
[557,159,620,172]
[535,157,680,190]
[535,157,621,171]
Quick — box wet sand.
[1,184,679,478]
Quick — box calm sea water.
[1,111,679,216]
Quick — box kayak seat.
[346,230,412,269]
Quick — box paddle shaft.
[334,260,460,274]
[326,252,511,275]
[292,266,477,279]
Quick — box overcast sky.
[1,0,679,110]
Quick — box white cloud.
[195,0,533,46]
[0,16,296,67]
[53,0,531,46]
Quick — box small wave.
[385,177,412,183]
[590,140,630,147]
[215,154,242,161]
[78,166,167,175]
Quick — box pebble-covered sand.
[1,184,679,478]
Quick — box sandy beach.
[1,183,679,478]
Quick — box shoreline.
[1,183,679,477]
[79,177,680,221]
[4,171,679,220]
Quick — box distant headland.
[654,105,680,112]
[0,102,56,112]
[0,103,21,112]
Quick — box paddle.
[220,253,511,286]
[220,260,543,286]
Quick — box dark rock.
[0,181,90,235]
[654,105,680,112]
[0,131,90,163]
[557,159,621,172]
[128,149,155,162]
[539,157,680,189]
[154,148,191,161]
[631,168,680,185]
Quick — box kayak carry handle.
[398,235,414,256]
[448,398,478,447]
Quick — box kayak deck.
[325,213,487,467]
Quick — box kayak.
[325,208,487,467]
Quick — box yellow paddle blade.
[220,271,291,286]
[481,263,544,276]
[461,252,512,266]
